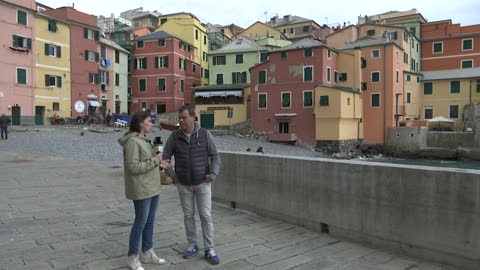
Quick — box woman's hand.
[160,159,172,169]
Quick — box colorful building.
[43,7,110,118]
[156,13,209,86]
[0,0,36,125]
[34,12,71,124]
[239,21,286,41]
[266,14,331,42]
[250,39,337,146]
[130,31,200,113]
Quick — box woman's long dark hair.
[128,110,151,134]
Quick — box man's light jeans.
[177,182,214,249]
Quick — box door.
[200,113,214,129]
[12,106,20,125]
[35,106,45,125]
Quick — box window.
[139,79,146,92]
[232,72,247,84]
[406,92,412,104]
[85,50,98,62]
[53,102,59,111]
[203,52,207,61]
[115,50,120,63]
[303,91,313,107]
[327,49,331,59]
[84,28,97,40]
[424,82,433,95]
[326,67,331,82]
[141,101,147,109]
[371,93,380,107]
[100,44,106,58]
[99,70,109,85]
[461,60,473,69]
[396,70,399,83]
[12,35,32,50]
[409,27,416,35]
[137,40,144,48]
[48,20,57,32]
[361,57,367,68]
[450,81,460,93]
[160,18,167,25]
[337,73,347,82]
[281,51,287,59]
[213,55,226,65]
[463,39,473,50]
[407,74,411,81]
[157,78,166,91]
[204,35,207,45]
[417,76,420,83]
[304,48,313,57]
[216,74,223,85]
[433,42,443,53]
[424,106,433,119]
[45,44,61,58]
[158,39,165,46]
[192,64,196,73]
[17,68,27,84]
[449,105,459,119]
[371,72,380,82]
[320,95,329,106]
[195,29,199,40]
[366,29,375,36]
[179,58,186,70]
[17,10,27,26]
[279,122,289,133]
[371,50,380,58]
[88,73,99,84]
[258,70,266,84]
[179,42,187,50]
[115,73,120,86]
[477,80,480,92]
[361,82,367,91]
[155,56,169,68]
[304,66,313,81]
[281,92,291,108]
[302,25,309,32]
[135,57,147,69]
[235,54,244,64]
[260,52,269,62]
[258,93,267,108]
[44,75,62,88]
[180,79,184,92]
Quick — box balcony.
[268,132,297,142]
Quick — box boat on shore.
[159,120,180,131]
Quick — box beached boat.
[159,120,180,131]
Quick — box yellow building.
[421,68,480,130]
[402,71,423,125]
[156,12,209,85]
[35,13,71,124]
[193,84,250,128]
[239,21,286,41]
[314,51,363,143]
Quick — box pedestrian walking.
[106,110,112,126]
[118,110,172,270]
[163,105,221,265]
[0,114,11,140]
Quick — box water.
[362,156,480,170]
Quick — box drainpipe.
[383,45,387,144]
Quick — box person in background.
[163,105,221,265]
[0,114,11,140]
[106,110,113,127]
[256,146,264,154]
[118,110,172,270]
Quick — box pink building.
[0,0,36,124]
[250,39,337,146]
[130,31,201,114]
[44,7,113,118]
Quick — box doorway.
[12,106,21,125]
[35,106,45,125]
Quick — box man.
[163,105,221,265]
[0,114,11,140]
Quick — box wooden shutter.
[56,46,61,58]
[12,35,18,47]
[143,58,147,69]
[84,28,88,38]
[164,56,168,67]
[85,50,89,61]
[45,75,50,86]
[27,38,32,50]
[95,52,99,62]
[94,31,99,41]
[155,56,159,68]
[57,76,62,88]
[45,43,49,55]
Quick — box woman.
[118,110,171,270]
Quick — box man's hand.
[204,175,213,183]
[173,176,180,185]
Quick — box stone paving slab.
[0,151,457,270]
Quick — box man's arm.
[162,134,176,178]
[206,131,220,180]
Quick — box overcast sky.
[38,0,479,29]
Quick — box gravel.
[0,126,326,166]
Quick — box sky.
[38,0,480,29]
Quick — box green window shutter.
[12,35,18,47]
[27,38,32,50]
[164,56,168,67]
[304,67,312,81]
[56,46,61,58]
[95,73,100,84]
[45,43,49,55]
[259,71,266,84]
[258,94,266,108]
[95,52,99,62]
[106,71,110,85]
[45,75,50,86]
[17,69,26,84]
[18,10,27,25]
[320,95,329,106]
[85,50,88,61]
[155,56,159,68]
[232,73,236,84]
[143,58,147,69]
[84,28,88,38]
[282,93,290,107]
[424,83,433,95]
[94,31,99,41]
[304,92,312,106]
[140,79,146,91]
[134,58,137,69]
[57,76,62,88]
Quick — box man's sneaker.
[127,255,144,270]
[183,244,199,258]
[140,249,166,264]
[204,248,220,265]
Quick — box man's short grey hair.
[179,104,195,117]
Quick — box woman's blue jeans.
[128,194,159,256]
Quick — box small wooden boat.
[159,120,180,131]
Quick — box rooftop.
[423,67,480,81]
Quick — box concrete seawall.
[213,151,480,270]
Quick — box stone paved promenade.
[0,151,454,270]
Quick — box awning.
[88,100,101,107]
[195,90,243,97]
